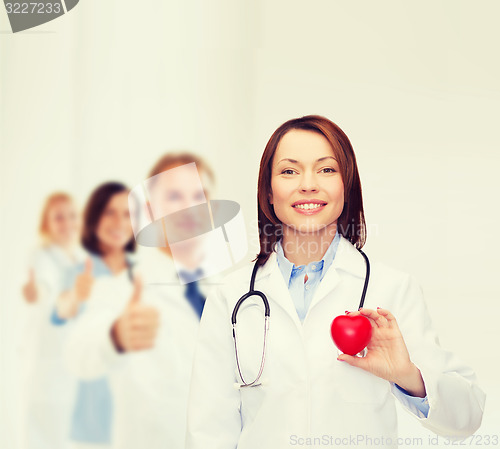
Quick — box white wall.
[1,1,499,447]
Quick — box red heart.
[330,314,373,356]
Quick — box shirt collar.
[178,267,204,284]
[85,252,136,277]
[275,230,341,285]
[276,242,294,286]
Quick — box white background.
[1,1,499,447]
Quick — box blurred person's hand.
[75,258,94,302]
[22,269,38,304]
[54,259,93,320]
[56,290,80,319]
[111,276,160,352]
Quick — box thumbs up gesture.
[74,258,94,302]
[22,269,38,304]
[111,275,160,352]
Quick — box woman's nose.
[118,214,131,228]
[299,173,319,193]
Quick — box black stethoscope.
[231,247,370,388]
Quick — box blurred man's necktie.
[179,269,206,319]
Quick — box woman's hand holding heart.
[337,308,426,398]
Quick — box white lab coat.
[19,245,83,449]
[186,235,486,449]
[64,248,215,449]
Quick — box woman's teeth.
[293,203,324,210]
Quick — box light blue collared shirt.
[276,231,340,322]
[275,232,430,418]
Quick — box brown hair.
[81,182,136,256]
[39,192,75,242]
[255,115,366,265]
[148,152,215,186]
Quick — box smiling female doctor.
[186,115,486,449]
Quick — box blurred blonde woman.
[19,192,83,449]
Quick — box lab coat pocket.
[239,381,267,425]
[234,301,268,424]
[335,362,389,406]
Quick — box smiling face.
[270,129,345,234]
[95,192,134,253]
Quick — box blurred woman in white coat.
[19,192,82,449]
[51,182,137,449]
[186,115,486,449]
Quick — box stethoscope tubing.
[232,245,370,388]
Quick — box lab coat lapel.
[308,236,367,313]
[257,252,303,329]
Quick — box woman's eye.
[321,167,336,174]
[281,169,296,175]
